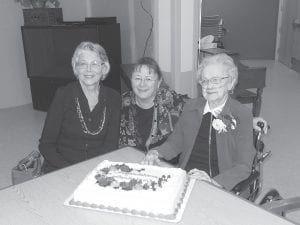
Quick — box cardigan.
[156,96,256,190]
[39,81,121,173]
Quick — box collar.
[203,97,228,117]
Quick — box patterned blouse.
[119,86,189,152]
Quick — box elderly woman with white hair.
[39,41,121,173]
[143,53,256,191]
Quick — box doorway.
[277,0,300,72]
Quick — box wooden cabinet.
[21,23,122,111]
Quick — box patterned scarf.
[119,86,189,151]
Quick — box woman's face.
[131,65,162,104]
[74,50,105,88]
[201,63,234,107]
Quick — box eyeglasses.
[199,77,229,87]
[132,76,157,84]
[76,61,103,71]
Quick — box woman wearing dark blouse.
[119,57,189,156]
[39,41,121,173]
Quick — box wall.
[60,0,87,21]
[0,1,32,109]
[293,3,300,61]
[133,0,154,60]
[89,0,153,64]
[154,0,200,98]
[276,0,298,67]
[89,0,130,64]
[0,0,89,109]
[0,0,153,108]
[202,0,279,59]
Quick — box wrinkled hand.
[141,150,161,166]
[253,117,268,134]
[188,169,222,187]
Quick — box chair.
[232,62,267,117]
[201,15,227,48]
[231,121,300,224]
[231,121,272,201]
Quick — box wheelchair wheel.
[256,188,283,208]
[259,189,282,205]
[257,188,287,217]
[255,188,282,205]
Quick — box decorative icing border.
[64,177,195,223]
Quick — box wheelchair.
[231,122,300,223]
[231,121,282,203]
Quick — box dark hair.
[133,57,163,80]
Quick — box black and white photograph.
[0,0,300,224]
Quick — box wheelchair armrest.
[231,171,260,194]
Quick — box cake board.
[64,178,196,223]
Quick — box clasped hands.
[142,150,221,187]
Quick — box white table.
[0,147,295,225]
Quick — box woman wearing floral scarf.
[119,57,189,163]
[143,53,256,191]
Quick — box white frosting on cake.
[72,160,188,216]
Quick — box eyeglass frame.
[131,75,158,84]
[75,61,104,72]
[199,76,229,87]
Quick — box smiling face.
[131,65,162,106]
[201,63,234,108]
[74,49,107,89]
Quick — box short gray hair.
[71,41,110,79]
[197,53,238,89]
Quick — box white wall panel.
[158,0,171,72]
[181,0,194,72]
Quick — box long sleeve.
[154,98,204,166]
[155,114,185,161]
[214,103,256,190]
[39,88,70,169]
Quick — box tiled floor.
[0,60,300,221]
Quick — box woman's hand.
[141,150,161,166]
[188,169,222,187]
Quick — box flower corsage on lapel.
[212,114,237,133]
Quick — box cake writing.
[95,163,171,191]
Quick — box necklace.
[75,97,106,135]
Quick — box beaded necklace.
[75,97,106,135]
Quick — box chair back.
[235,63,267,90]
[233,62,267,116]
